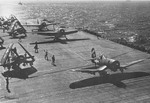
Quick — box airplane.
[23,19,59,32]
[72,49,150,77]
[7,19,27,38]
[0,15,27,38]
[0,43,35,73]
[0,15,17,32]
[36,27,78,41]
[23,19,78,41]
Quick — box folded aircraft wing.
[0,43,14,66]
[72,65,107,73]
[18,42,35,61]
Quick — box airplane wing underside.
[72,65,107,73]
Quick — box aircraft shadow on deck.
[30,38,90,45]
[69,72,150,89]
[2,66,37,79]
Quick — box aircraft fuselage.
[93,57,120,72]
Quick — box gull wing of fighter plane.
[72,65,107,75]
[23,21,59,32]
[72,53,150,77]
[72,59,147,74]
[37,28,78,41]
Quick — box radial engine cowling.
[101,58,120,72]
[59,29,65,33]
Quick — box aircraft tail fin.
[91,48,96,59]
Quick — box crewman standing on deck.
[44,50,49,60]
[91,48,96,58]
[51,55,56,66]
[91,48,97,67]
[34,41,39,53]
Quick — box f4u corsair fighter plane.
[0,43,35,75]
[36,27,78,41]
[72,48,150,77]
[23,19,59,32]
[23,19,78,41]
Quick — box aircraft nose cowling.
[59,29,65,33]
[110,60,120,72]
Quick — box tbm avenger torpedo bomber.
[36,27,78,41]
[72,48,150,77]
[0,43,35,77]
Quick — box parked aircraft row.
[0,14,150,93]
[0,15,26,38]
[0,15,78,41]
